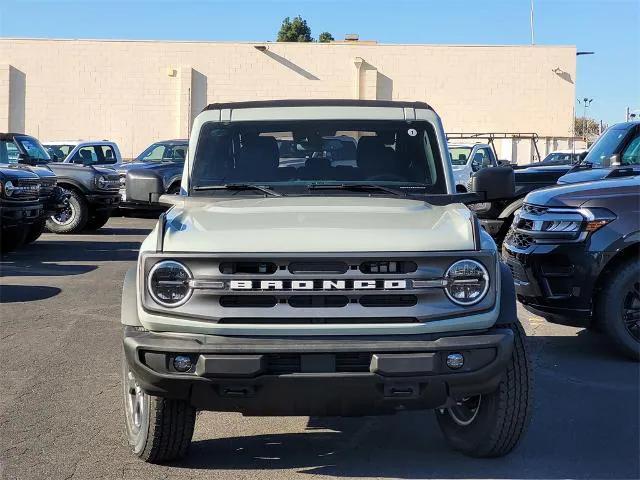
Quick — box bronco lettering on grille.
[229,279,408,291]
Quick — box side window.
[6,141,20,163]
[481,147,496,166]
[471,148,488,171]
[621,134,640,165]
[95,145,117,164]
[73,146,98,164]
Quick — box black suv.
[0,166,42,251]
[502,176,640,360]
[7,134,121,233]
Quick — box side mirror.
[470,166,515,201]
[607,153,621,167]
[126,169,165,204]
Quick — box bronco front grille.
[9,178,40,200]
[141,252,498,325]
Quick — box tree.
[574,116,601,138]
[318,32,334,43]
[277,16,313,42]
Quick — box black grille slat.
[219,296,277,308]
[265,353,373,374]
[505,231,534,250]
[359,295,417,307]
[288,295,349,308]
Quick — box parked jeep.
[117,139,187,209]
[503,175,640,360]
[0,133,68,243]
[448,143,499,192]
[0,166,42,252]
[16,138,120,233]
[121,100,532,463]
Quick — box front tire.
[24,219,46,244]
[85,211,111,231]
[46,189,89,234]
[122,354,196,463]
[436,321,533,457]
[595,259,640,361]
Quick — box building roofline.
[204,99,434,111]
[0,37,577,49]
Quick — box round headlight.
[96,175,107,189]
[444,259,489,306]
[4,180,15,196]
[148,260,193,307]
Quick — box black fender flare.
[496,262,518,325]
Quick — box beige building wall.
[0,38,576,160]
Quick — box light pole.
[577,97,593,142]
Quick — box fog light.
[173,355,193,372]
[446,353,464,369]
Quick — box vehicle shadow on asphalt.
[0,285,61,302]
[176,333,639,479]
[0,240,142,277]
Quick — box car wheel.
[45,189,89,234]
[85,212,111,231]
[0,226,28,253]
[435,321,533,457]
[595,259,640,361]
[122,351,196,463]
[24,219,46,244]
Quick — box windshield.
[191,120,446,194]
[540,152,580,165]
[2,136,52,164]
[582,127,628,167]
[44,144,75,161]
[449,147,472,166]
[136,142,187,162]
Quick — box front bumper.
[123,326,514,416]
[502,242,607,327]
[86,191,121,210]
[0,200,43,227]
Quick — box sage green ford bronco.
[121,100,532,463]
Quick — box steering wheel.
[366,174,406,182]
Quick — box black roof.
[203,99,433,111]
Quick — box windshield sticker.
[408,128,417,137]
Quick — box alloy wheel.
[622,280,640,342]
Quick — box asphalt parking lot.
[1,216,638,480]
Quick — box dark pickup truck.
[503,175,640,361]
[476,121,640,245]
[6,134,121,233]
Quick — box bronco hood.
[161,196,476,253]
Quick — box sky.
[0,0,638,125]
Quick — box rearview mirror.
[469,166,515,201]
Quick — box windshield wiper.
[307,183,406,196]
[193,183,284,197]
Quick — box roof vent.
[344,34,359,42]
